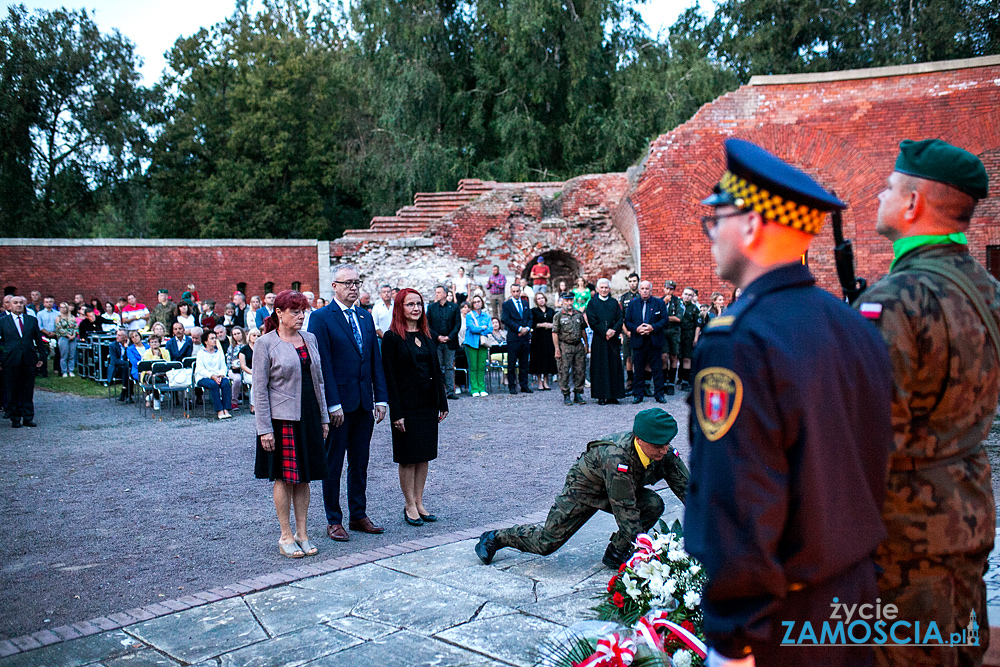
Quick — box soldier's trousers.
[495,487,664,556]
[558,343,586,395]
[874,548,990,667]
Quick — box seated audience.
[221,302,238,331]
[227,326,247,407]
[195,330,233,420]
[126,330,147,385]
[140,334,171,410]
[176,301,198,334]
[109,329,133,402]
[190,327,205,357]
[200,300,218,330]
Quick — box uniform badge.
[859,303,883,320]
[617,463,629,473]
[694,367,744,441]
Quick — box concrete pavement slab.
[291,562,419,601]
[124,598,266,665]
[210,623,361,667]
[431,566,543,607]
[244,586,356,637]
[376,539,498,578]
[436,611,565,667]
[325,616,400,641]
[517,588,600,626]
[98,649,181,666]
[310,630,501,667]
[352,578,488,636]
[0,631,141,667]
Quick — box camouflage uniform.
[857,243,998,667]
[495,431,689,555]
[553,309,587,397]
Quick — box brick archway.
[520,249,581,292]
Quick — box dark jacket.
[165,335,193,361]
[501,297,533,342]
[380,330,448,419]
[624,295,666,348]
[685,263,893,658]
[109,340,131,372]
[0,313,47,368]
[426,300,461,351]
[307,302,388,413]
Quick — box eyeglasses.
[700,209,749,240]
[333,280,363,288]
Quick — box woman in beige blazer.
[253,291,330,559]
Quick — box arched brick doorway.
[521,250,581,292]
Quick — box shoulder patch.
[858,303,883,320]
[706,315,734,329]
[616,463,629,473]
[693,367,743,441]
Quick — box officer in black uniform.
[685,138,894,667]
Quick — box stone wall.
[626,55,1000,297]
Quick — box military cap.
[894,139,988,199]
[157,288,169,294]
[560,292,573,300]
[664,280,677,288]
[701,138,846,235]
[632,408,678,446]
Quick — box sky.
[17,0,714,86]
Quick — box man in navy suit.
[624,280,667,404]
[501,282,533,394]
[108,329,134,402]
[165,322,193,361]
[309,265,389,541]
[0,296,47,427]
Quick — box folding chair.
[135,360,155,416]
[152,361,185,416]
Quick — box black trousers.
[323,406,375,525]
[111,360,132,397]
[631,340,663,398]
[4,361,37,421]
[506,337,531,390]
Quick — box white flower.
[667,549,685,562]
[683,590,701,608]
[672,649,693,667]
[623,573,642,599]
[634,560,655,579]
[688,564,701,576]
[663,578,677,596]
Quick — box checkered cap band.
[721,171,827,235]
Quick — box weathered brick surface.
[628,61,1000,295]
[0,242,320,308]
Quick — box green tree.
[150,0,367,238]
[0,5,148,237]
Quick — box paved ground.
[1,386,693,641]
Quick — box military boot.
[563,394,573,406]
[574,393,586,405]
[475,531,499,565]
[602,543,627,569]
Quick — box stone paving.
[0,489,684,667]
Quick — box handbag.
[166,367,193,388]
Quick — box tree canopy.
[0,0,996,238]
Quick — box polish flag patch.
[617,463,629,473]
[859,303,883,320]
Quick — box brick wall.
[0,240,324,310]
[627,56,1000,297]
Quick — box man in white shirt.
[371,284,393,339]
[301,291,315,332]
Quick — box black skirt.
[391,378,439,464]
[254,363,327,483]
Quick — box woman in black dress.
[381,288,449,527]
[253,290,330,559]
[529,292,558,390]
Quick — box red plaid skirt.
[278,420,300,484]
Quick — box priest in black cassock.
[585,278,626,405]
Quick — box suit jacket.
[501,298,533,343]
[380,330,448,419]
[624,296,666,349]
[165,335,193,361]
[255,307,273,331]
[252,330,329,435]
[0,314,47,368]
[307,302,388,413]
[109,340,131,370]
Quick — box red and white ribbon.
[635,611,708,659]
[576,633,637,667]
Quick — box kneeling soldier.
[553,293,588,405]
[476,408,689,569]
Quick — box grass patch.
[36,369,112,399]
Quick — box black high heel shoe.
[419,513,438,522]
[404,508,424,526]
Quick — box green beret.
[632,408,678,446]
[894,139,988,199]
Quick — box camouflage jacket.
[553,310,587,345]
[858,243,998,557]
[568,431,689,547]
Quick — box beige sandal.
[278,540,304,558]
[296,539,318,556]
